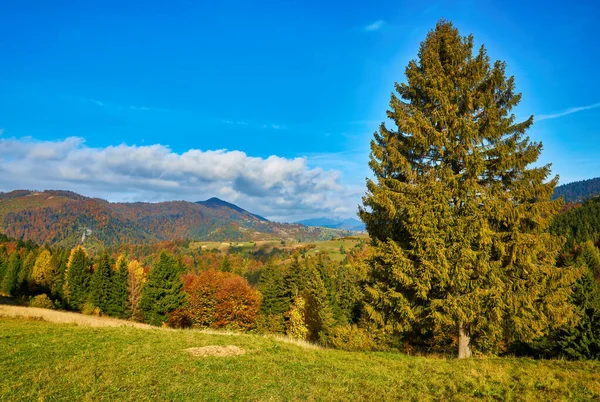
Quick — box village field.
[1,306,599,401]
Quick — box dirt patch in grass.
[185,345,246,357]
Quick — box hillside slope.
[0,190,347,246]
[1,315,599,401]
[297,217,366,231]
[553,177,600,202]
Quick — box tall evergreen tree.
[91,252,114,314]
[302,259,334,343]
[0,247,8,288]
[2,252,21,296]
[108,255,130,318]
[64,246,90,310]
[258,264,290,316]
[139,251,185,326]
[359,20,580,357]
[17,249,38,294]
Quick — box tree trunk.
[458,323,472,358]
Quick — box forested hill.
[550,196,600,248]
[553,177,600,202]
[0,190,348,247]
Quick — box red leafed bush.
[182,270,261,330]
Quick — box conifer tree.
[139,251,185,326]
[2,252,21,295]
[0,247,8,287]
[555,242,600,359]
[359,20,580,357]
[258,264,290,316]
[17,249,38,293]
[91,252,114,314]
[302,259,334,342]
[63,246,90,310]
[108,255,130,318]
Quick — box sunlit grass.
[1,311,599,401]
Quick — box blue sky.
[0,0,598,221]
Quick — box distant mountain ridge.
[0,190,349,247]
[553,177,600,203]
[297,217,365,232]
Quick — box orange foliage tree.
[182,270,261,330]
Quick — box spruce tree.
[139,251,185,326]
[18,249,38,294]
[359,20,580,357]
[64,246,91,310]
[108,255,130,319]
[91,252,114,314]
[0,247,8,288]
[2,252,21,296]
[258,264,290,316]
[555,242,600,359]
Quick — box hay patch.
[185,345,245,357]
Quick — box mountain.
[553,177,600,203]
[297,217,365,232]
[0,190,349,247]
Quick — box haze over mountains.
[0,190,352,247]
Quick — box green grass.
[189,236,367,262]
[1,318,600,401]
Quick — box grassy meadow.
[189,235,367,262]
[1,307,600,401]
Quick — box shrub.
[81,300,101,316]
[167,308,193,329]
[255,313,285,334]
[29,294,54,310]
[327,324,378,351]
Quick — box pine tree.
[139,251,185,326]
[63,246,91,310]
[108,254,130,318]
[90,252,114,314]
[2,252,21,295]
[359,20,581,358]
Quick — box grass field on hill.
[1,307,600,401]
[189,236,367,262]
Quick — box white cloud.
[537,102,600,121]
[0,136,360,222]
[364,20,385,32]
